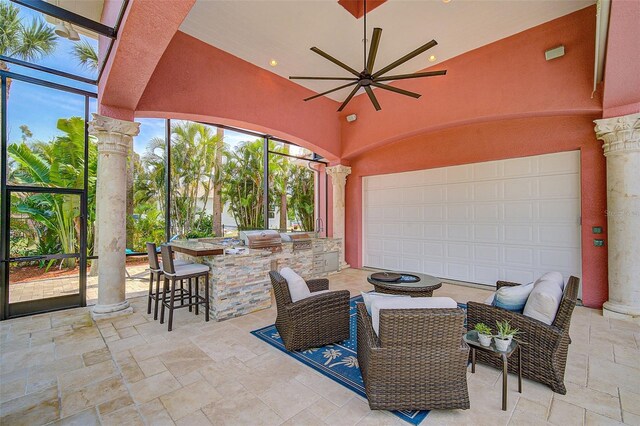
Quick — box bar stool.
[159,244,210,331]
[146,242,189,320]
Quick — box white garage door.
[363,151,582,286]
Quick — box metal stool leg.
[204,272,210,322]
[194,276,199,315]
[168,277,176,332]
[147,271,154,314]
[188,277,193,312]
[160,276,168,324]
[154,272,162,320]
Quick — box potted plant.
[494,320,520,351]
[474,323,493,347]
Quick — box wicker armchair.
[356,303,470,411]
[268,271,350,351]
[466,276,580,394]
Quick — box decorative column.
[594,112,640,323]
[326,165,351,268]
[89,114,140,319]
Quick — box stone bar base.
[603,302,640,324]
[91,300,133,320]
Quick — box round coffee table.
[367,271,442,297]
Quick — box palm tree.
[71,40,98,71]
[212,127,224,236]
[0,0,57,97]
[8,117,97,268]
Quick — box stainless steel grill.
[282,233,312,251]
[240,230,282,252]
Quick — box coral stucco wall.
[339,6,601,160]
[344,115,607,308]
[341,6,609,308]
[136,31,342,161]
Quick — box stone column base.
[602,301,640,324]
[91,300,133,320]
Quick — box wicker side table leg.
[471,348,476,373]
[518,346,522,393]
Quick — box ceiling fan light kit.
[290,0,446,112]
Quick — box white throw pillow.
[493,283,535,313]
[371,297,458,335]
[279,267,310,302]
[361,292,410,316]
[523,279,563,325]
[535,271,565,291]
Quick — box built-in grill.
[281,232,312,251]
[240,230,282,252]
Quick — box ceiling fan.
[289,0,446,112]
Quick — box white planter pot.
[478,333,492,347]
[494,337,510,351]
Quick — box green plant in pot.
[494,320,520,351]
[474,323,493,347]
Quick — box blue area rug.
[251,295,467,425]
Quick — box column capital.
[326,164,352,186]
[89,113,140,156]
[594,112,640,156]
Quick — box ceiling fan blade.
[366,28,382,73]
[310,47,361,77]
[375,70,447,82]
[337,82,363,112]
[371,82,421,99]
[304,81,357,102]
[364,86,382,111]
[290,76,358,81]
[372,39,438,78]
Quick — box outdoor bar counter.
[170,237,343,321]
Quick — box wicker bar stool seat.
[159,244,210,331]
[146,242,189,320]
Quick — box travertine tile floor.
[1,268,639,426]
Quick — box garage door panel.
[446,164,472,183]
[539,200,579,222]
[504,177,537,200]
[402,223,423,238]
[402,257,422,272]
[401,205,422,221]
[423,205,444,221]
[447,204,471,221]
[539,174,579,198]
[363,151,581,286]
[475,204,502,222]
[447,183,472,202]
[475,245,501,263]
[473,161,501,181]
[474,224,500,242]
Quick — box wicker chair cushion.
[279,267,310,302]
[493,282,534,312]
[523,279,563,325]
[371,296,458,334]
[360,291,409,315]
[535,271,565,290]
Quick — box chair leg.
[154,272,162,320]
[195,276,199,315]
[168,278,176,332]
[204,272,210,322]
[147,272,154,314]
[188,277,193,312]
[160,276,168,324]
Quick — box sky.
[4,2,311,159]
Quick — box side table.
[463,330,522,410]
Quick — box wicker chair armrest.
[286,289,350,317]
[356,303,381,349]
[306,278,329,292]
[496,280,520,289]
[467,301,563,341]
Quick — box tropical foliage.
[8,118,319,267]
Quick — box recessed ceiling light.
[269,59,278,67]
[428,55,436,62]
[442,0,452,3]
